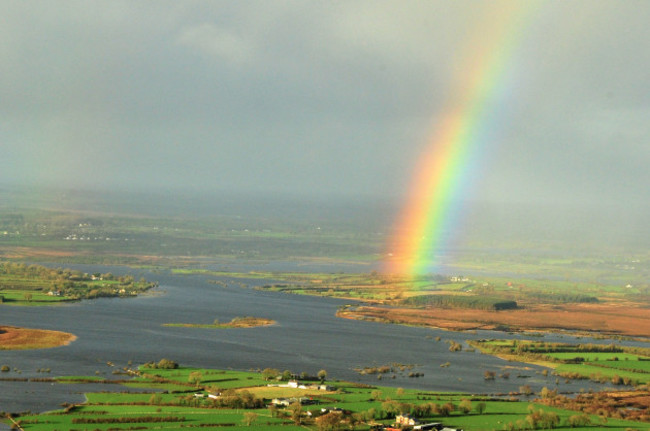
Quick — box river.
[0,264,630,415]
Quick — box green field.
[0,262,157,305]
[6,364,649,430]
[0,289,69,305]
[598,359,650,373]
[546,352,644,362]
[553,362,649,385]
[471,339,650,386]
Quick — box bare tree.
[242,412,258,426]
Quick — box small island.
[0,326,76,350]
[164,316,276,329]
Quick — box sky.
[1,0,649,207]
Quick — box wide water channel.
[0,264,633,415]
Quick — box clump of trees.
[403,294,518,311]
[144,358,178,369]
[261,368,282,381]
[458,399,472,414]
[242,412,258,426]
[212,389,264,409]
[315,411,343,430]
[355,366,392,375]
[503,406,560,430]
[526,291,599,304]
[354,363,417,376]
[261,367,329,384]
[536,387,650,423]
[188,371,203,386]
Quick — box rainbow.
[385,3,537,276]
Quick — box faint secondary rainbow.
[385,3,537,276]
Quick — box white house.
[396,414,419,426]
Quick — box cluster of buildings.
[270,396,319,407]
[449,276,470,283]
[193,392,219,400]
[268,380,335,408]
[268,379,334,391]
[381,414,463,431]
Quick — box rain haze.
[1,0,649,248]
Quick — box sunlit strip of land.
[163,316,276,329]
[0,326,76,350]
[184,269,650,339]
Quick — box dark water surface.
[0,265,630,415]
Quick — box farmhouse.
[396,413,419,426]
[384,422,453,431]
[413,423,442,430]
[270,379,333,391]
[272,379,310,389]
[449,276,469,282]
[271,396,314,406]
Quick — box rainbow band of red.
[385,3,537,276]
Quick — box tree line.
[525,291,599,303]
[402,294,518,311]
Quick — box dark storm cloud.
[1,1,648,204]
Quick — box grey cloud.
[0,1,648,204]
